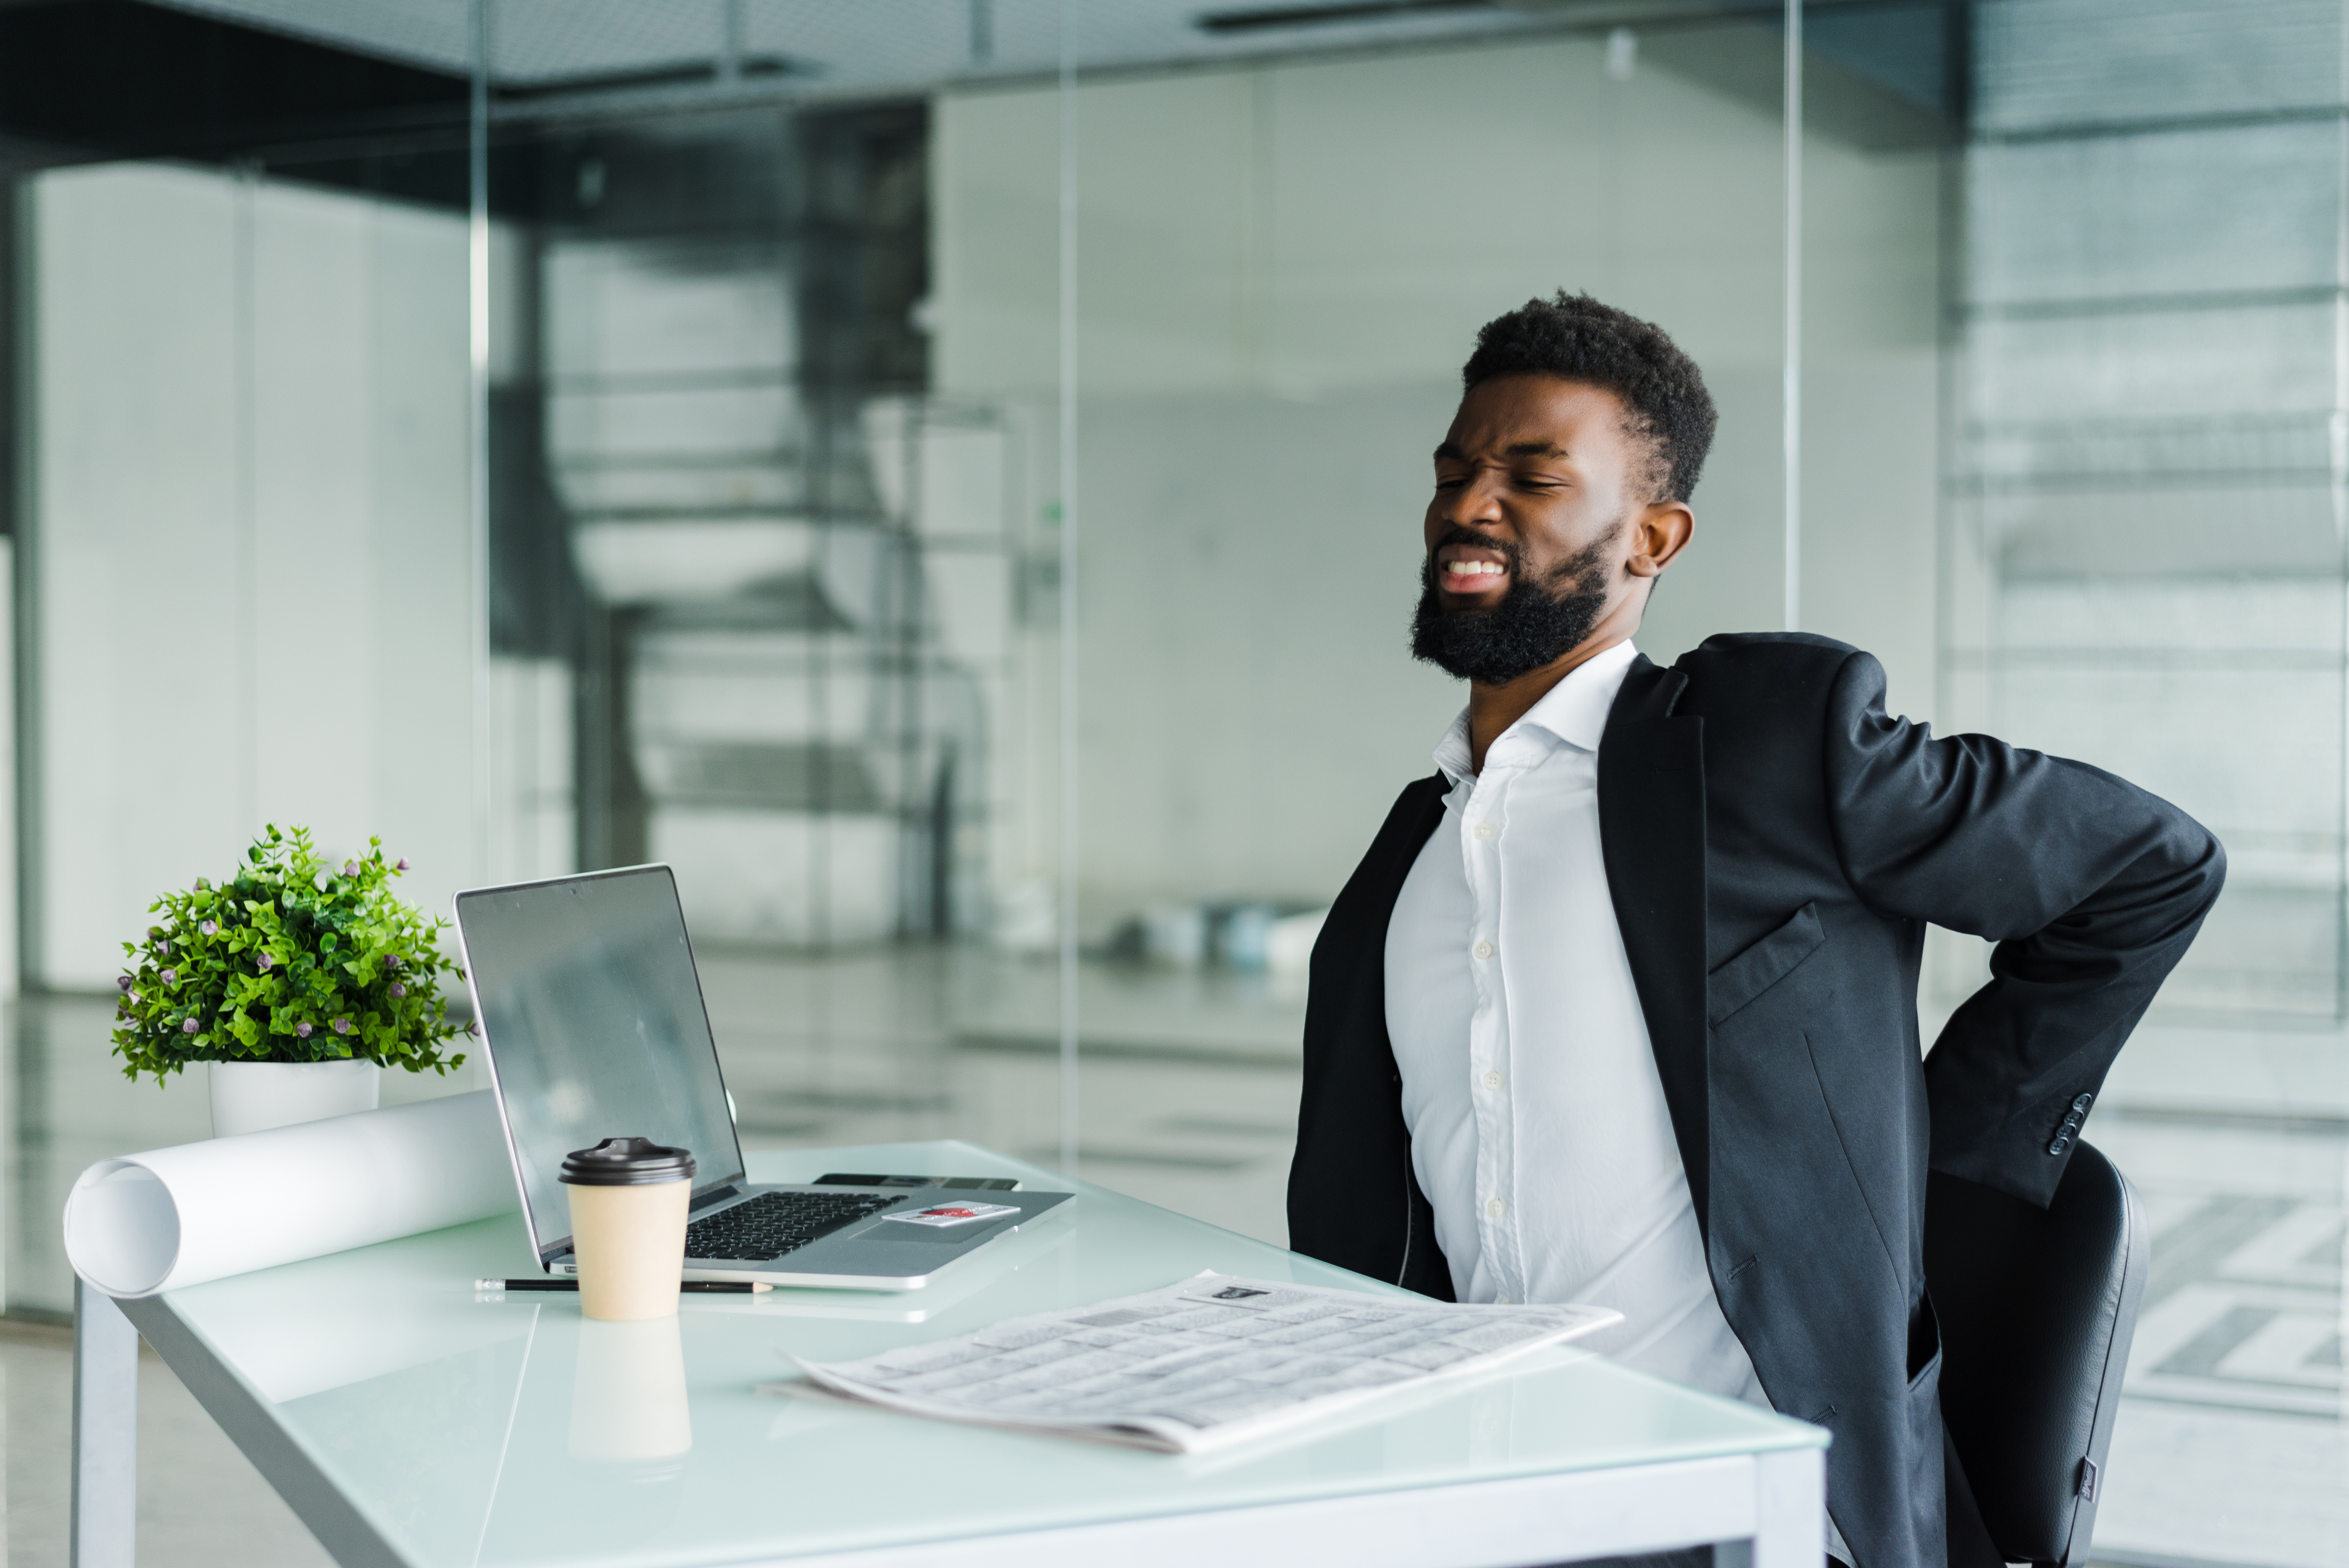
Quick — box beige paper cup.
[560,1137,696,1322]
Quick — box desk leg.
[1751,1448,1824,1568]
[71,1279,138,1568]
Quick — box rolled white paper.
[63,1090,520,1299]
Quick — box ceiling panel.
[141,0,1643,96]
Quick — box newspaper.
[779,1272,1621,1453]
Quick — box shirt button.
[1474,940,1495,960]
[1472,822,1494,840]
[1483,1070,1505,1089]
[1486,1197,1506,1219]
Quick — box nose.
[1440,468,1509,532]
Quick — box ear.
[1625,500,1694,578]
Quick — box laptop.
[452,864,1071,1289]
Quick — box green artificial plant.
[110,825,469,1084]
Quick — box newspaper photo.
[777,1272,1621,1453]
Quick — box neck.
[1466,631,1630,773]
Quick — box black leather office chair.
[1925,1140,2149,1568]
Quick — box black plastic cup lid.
[560,1137,696,1186]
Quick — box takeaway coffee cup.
[560,1137,696,1322]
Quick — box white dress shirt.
[1384,639,1763,1398]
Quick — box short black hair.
[1460,292,1716,504]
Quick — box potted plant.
[112,825,470,1137]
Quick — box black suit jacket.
[1287,634,2223,1568]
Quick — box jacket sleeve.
[1819,650,2225,1206]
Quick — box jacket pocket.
[1707,901,1826,1025]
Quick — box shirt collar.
[1431,639,1641,783]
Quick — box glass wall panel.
[1,41,479,1313]
[471,4,1073,1178]
[1032,15,1790,1241]
[1794,0,1950,727]
[1950,1,2349,1558]
[0,4,1066,1313]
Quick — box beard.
[1409,526,1616,686]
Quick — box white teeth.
[1444,561,1504,576]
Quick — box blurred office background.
[0,1,2339,1563]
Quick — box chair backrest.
[1925,1141,2149,1568]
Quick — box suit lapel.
[1598,655,1712,1237]
[1320,770,1449,1064]
[1375,777,1452,926]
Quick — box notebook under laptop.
[452,864,1071,1289]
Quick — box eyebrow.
[1432,441,1571,461]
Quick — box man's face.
[1411,375,1677,687]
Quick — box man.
[1286,293,2223,1568]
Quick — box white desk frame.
[68,1145,1826,1568]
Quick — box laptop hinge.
[691,1184,742,1215]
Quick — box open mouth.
[1435,543,1511,595]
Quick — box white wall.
[31,164,478,988]
[933,35,1941,916]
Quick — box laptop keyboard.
[684,1190,903,1262]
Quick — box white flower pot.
[209,1059,380,1138]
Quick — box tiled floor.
[1,954,2341,1567]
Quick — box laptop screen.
[455,866,745,1260]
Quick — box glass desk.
[72,1140,1826,1568]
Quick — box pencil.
[474,1277,773,1293]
